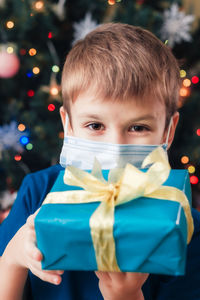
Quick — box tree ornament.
[160,3,194,47]
[72,12,98,44]
[0,50,20,78]
[51,0,67,21]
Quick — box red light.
[20,48,26,55]
[190,175,199,185]
[14,155,22,161]
[48,32,53,39]
[48,104,55,111]
[191,76,199,84]
[27,90,35,97]
[197,129,200,136]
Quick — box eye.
[87,123,104,131]
[128,125,149,132]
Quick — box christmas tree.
[0,0,200,219]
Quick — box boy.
[0,23,200,300]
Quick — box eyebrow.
[77,113,103,120]
[78,113,157,122]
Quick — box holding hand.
[95,271,148,300]
[2,210,64,285]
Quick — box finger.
[95,271,111,282]
[26,214,35,230]
[26,208,40,229]
[30,264,62,285]
[106,271,125,283]
[30,258,64,275]
[126,272,149,282]
[25,237,43,262]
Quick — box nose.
[107,130,127,144]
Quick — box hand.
[2,210,64,285]
[95,271,149,300]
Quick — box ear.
[59,106,73,135]
[60,106,66,129]
[164,112,179,149]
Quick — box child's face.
[60,91,179,147]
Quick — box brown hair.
[61,23,181,126]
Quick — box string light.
[197,129,200,136]
[180,87,190,97]
[48,104,55,111]
[48,32,53,39]
[6,21,14,29]
[14,155,22,161]
[7,47,14,54]
[20,49,26,55]
[33,0,44,11]
[108,0,115,5]
[181,156,189,164]
[188,165,195,174]
[50,86,59,96]
[180,70,186,78]
[183,78,191,87]
[26,70,33,78]
[190,175,199,185]
[192,76,199,84]
[27,90,35,97]
[20,136,29,145]
[59,132,64,139]
[29,48,37,56]
[26,143,33,150]
[32,67,40,74]
[52,65,60,73]
[18,124,26,132]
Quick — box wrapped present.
[35,147,194,275]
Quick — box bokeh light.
[14,155,22,161]
[50,86,59,96]
[181,156,189,164]
[26,143,33,150]
[190,175,199,185]
[7,47,14,54]
[27,90,35,97]
[18,124,26,132]
[188,165,195,174]
[34,0,44,10]
[180,70,186,78]
[191,76,199,84]
[180,87,190,97]
[6,21,14,29]
[20,136,29,145]
[29,48,37,56]
[183,79,191,87]
[48,104,55,111]
[52,65,60,73]
[32,67,40,74]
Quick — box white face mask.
[60,115,172,170]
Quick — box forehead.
[71,91,166,122]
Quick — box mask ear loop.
[165,117,173,145]
[64,113,69,137]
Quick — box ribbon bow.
[44,147,194,271]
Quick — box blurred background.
[0,0,200,222]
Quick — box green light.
[26,143,33,150]
[52,65,60,73]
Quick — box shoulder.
[0,165,64,255]
[22,164,64,210]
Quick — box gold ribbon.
[43,147,194,272]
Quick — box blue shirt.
[0,165,200,300]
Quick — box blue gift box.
[35,169,191,275]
